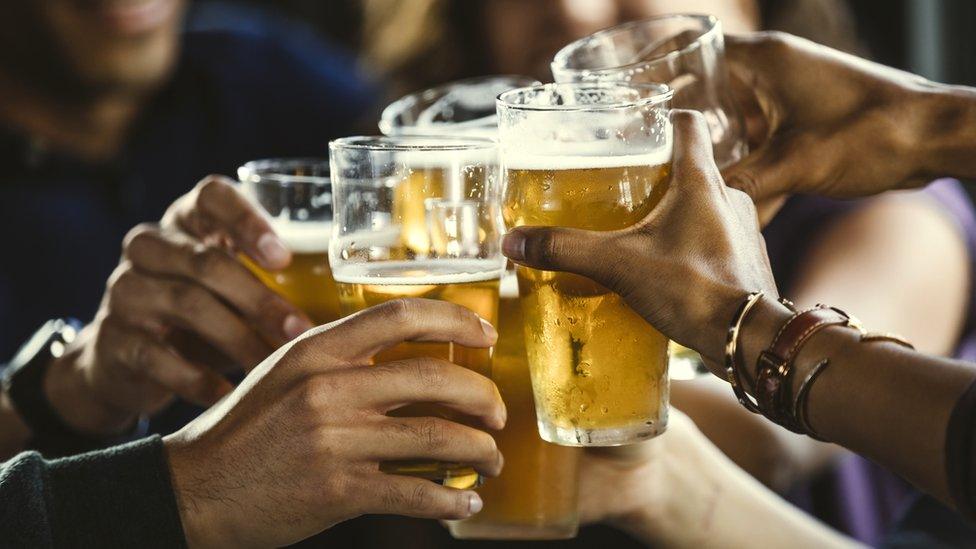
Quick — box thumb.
[721,140,798,202]
[502,226,610,279]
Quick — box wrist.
[736,295,796,394]
[164,432,236,549]
[914,83,976,182]
[44,340,136,437]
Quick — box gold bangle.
[724,291,766,414]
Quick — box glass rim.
[237,158,330,186]
[551,13,720,77]
[378,74,541,135]
[496,82,673,112]
[329,135,497,152]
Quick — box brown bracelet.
[754,305,856,431]
[793,330,915,441]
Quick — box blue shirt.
[0,28,376,361]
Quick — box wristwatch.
[2,318,108,455]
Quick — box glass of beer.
[378,91,585,539]
[551,14,746,168]
[448,273,581,539]
[237,159,341,325]
[329,136,505,488]
[497,82,673,446]
[379,75,540,138]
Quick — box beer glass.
[379,75,540,138]
[448,274,581,539]
[237,159,341,325]
[551,14,746,168]
[329,136,504,488]
[497,83,673,446]
[378,90,585,539]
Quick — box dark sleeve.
[0,435,187,548]
[946,375,976,519]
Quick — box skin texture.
[503,95,976,515]
[577,410,860,548]
[722,31,976,201]
[0,0,186,160]
[165,297,506,548]
[0,176,313,460]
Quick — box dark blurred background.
[224,0,976,86]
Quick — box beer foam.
[397,147,497,169]
[333,258,505,285]
[270,221,333,254]
[501,144,671,171]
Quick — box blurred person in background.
[288,0,974,546]
[0,0,377,447]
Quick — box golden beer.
[335,259,501,487]
[243,222,342,325]
[503,153,671,446]
[449,275,581,539]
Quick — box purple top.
[763,179,976,544]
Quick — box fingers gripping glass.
[329,136,504,488]
[497,82,673,446]
[237,159,341,325]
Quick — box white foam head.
[271,221,332,254]
[332,258,504,285]
[502,142,671,170]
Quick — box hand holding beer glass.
[237,159,343,325]
[378,84,584,539]
[329,136,505,488]
[497,82,674,446]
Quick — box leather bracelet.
[724,291,765,414]
[793,330,915,442]
[754,305,856,431]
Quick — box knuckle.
[125,337,154,372]
[408,483,432,510]
[532,230,561,264]
[190,246,228,280]
[122,223,159,253]
[195,175,232,202]
[380,298,414,325]
[411,358,446,389]
[169,283,209,315]
[107,264,141,306]
[418,418,447,450]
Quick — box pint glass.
[329,136,504,487]
[498,83,673,446]
[237,159,341,324]
[379,88,585,538]
[448,274,581,539]
[379,75,540,138]
[551,14,746,168]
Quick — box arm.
[0,437,186,548]
[503,110,976,515]
[722,32,976,201]
[581,412,860,548]
[680,192,972,489]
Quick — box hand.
[45,176,313,436]
[502,110,777,366]
[578,411,723,546]
[164,298,506,548]
[722,31,955,201]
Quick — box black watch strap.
[2,319,109,455]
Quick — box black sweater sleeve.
[0,435,187,548]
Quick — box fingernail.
[501,232,525,261]
[283,314,313,339]
[479,318,498,341]
[257,233,289,268]
[467,493,483,515]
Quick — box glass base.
[538,418,667,447]
[379,461,482,489]
[447,520,578,540]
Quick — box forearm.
[615,424,858,548]
[739,297,976,507]
[917,83,976,183]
